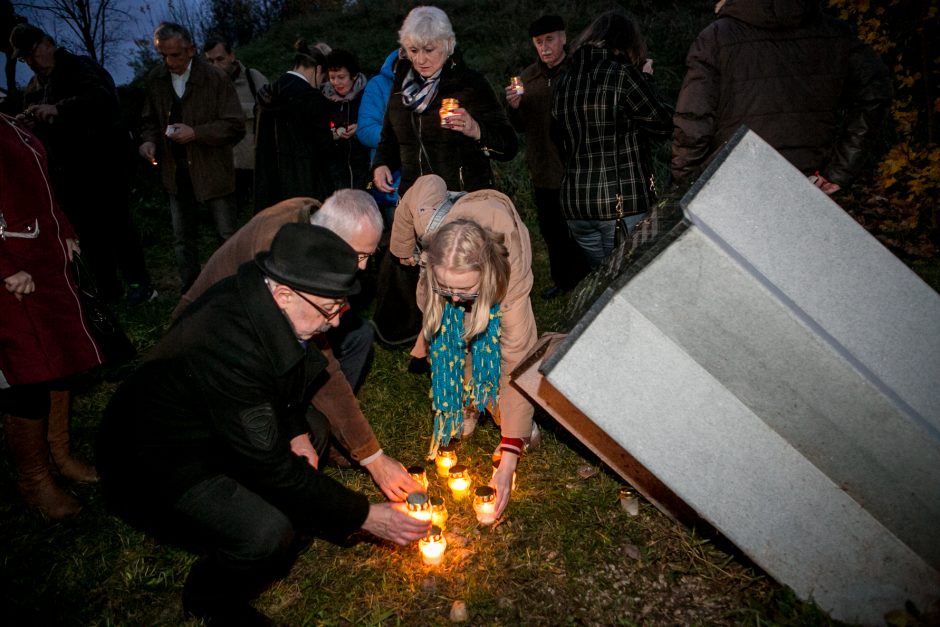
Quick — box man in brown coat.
[505,14,588,299]
[171,190,420,502]
[138,22,245,293]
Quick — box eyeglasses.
[431,285,479,301]
[293,290,350,321]
[356,248,378,262]
[17,41,41,64]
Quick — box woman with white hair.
[370,6,518,350]
[372,5,517,198]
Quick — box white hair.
[310,189,383,240]
[398,6,456,57]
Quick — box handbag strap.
[414,190,467,257]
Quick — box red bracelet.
[499,437,524,457]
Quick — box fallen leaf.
[577,464,598,479]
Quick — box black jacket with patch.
[97,262,369,538]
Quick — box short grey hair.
[154,22,194,47]
[398,6,456,58]
[310,189,384,240]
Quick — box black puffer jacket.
[372,51,517,197]
[671,0,891,186]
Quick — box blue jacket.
[359,50,398,157]
[360,50,400,204]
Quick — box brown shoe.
[46,390,98,483]
[3,414,81,519]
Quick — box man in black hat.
[504,14,588,299]
[9,22,156,304]
[96,223,430,624]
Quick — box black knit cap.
[528,15,565,38]
[255,223,360,297]
[9,23,48,59]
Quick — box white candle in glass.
[418,526,446,565]
[473,486,497,525]
[447,464,471,501]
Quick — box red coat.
[0,114,102,387]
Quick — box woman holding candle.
[370,5,517,349]
[405,187,537,518]
[372,5,517,198]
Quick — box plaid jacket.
[552,46,673,220]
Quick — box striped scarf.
[401,68,442,114]
[428,302,501,458]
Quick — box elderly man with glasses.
[97,223,430,625]
[170,189,418,503]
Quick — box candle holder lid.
[428,525,443,538]
[429,496,444,507]
[438,441,458,453]
[474,486,495,500]
[448,464,468,476]
[407,465,426,475]
[406,492,429,507]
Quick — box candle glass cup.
[473,486,497,525]
[447,464,471,501]
[418,525,447,565]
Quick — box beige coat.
[390,174,537,439]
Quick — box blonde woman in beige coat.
[390,174,537,517]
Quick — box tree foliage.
[828,0,939,258]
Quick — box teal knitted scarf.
[428,302,501,458]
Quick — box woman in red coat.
[0,112,103,518]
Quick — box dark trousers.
[328,311,374,391]
[57,177,151,300]
[533,187,589,290]
[169,168,238,292]
[105,407,331,617]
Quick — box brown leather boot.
[47,390,98,483]
[3,414,81,518]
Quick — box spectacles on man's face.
[293,290,350,321]
[356,248,378,262]
[431,285,479,302]
[17,42,41,64]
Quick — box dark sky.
[12,0,202,87]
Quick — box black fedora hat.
[255,223,360,297]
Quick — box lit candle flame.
[418,526,446,565]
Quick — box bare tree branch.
[17,0,134,65]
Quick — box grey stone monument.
[538,128,940,624]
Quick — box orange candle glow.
[473,486,497,525]
[435,445,458,477]
[418,526,446,565]
[447,464,471,501]
[430,496,448,530]
[406,492,432,522]
[407,465,429,490]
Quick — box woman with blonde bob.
[415,202,538,518]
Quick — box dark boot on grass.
[47,390,98,483]
[182,557,273,626]
[3,414,81,519]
